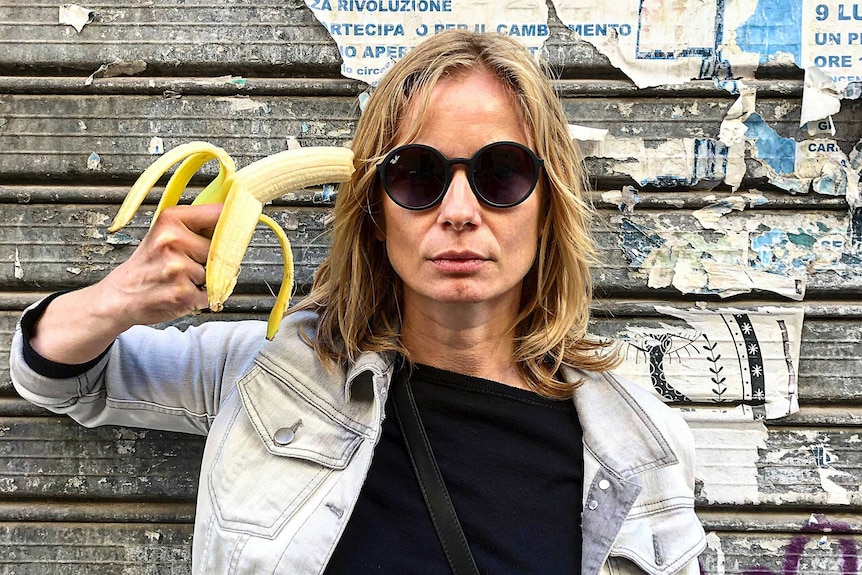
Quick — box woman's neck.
[400,300,529,390]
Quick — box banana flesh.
[108,142,354,339]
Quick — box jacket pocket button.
[588,499,598,510]
[274,427,297,445]
[598,479,610,490]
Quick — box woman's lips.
[430,251,488,273]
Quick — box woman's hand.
[100,203,221,327]
[29,203,223,364]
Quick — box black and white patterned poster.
[614,306,803,421]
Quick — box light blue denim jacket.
[10,308,706,574]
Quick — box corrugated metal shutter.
[1,2,860,572]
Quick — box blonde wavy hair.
[292,30,618,398]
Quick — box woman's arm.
[10,202,271,435]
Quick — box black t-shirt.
[325,363,584,574]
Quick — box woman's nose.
[436,167,481,229]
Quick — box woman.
[10,31,705,574]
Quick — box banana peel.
[109,142,354,339]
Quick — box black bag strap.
[392,372,481,575]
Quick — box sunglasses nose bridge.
[442,156,476,197]
[444,156,471,175]
[434,157,480,216]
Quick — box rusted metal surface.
[0,1,340,76]
[0,415,860,508]
[1,522,860,574]
[2,92,860,187]
[0,94,359,183]
[3,309,862,405]
[0,418,204,499]
[699,529,862,575]
[1,204,860,298]
[0,522,194,574]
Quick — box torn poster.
[551,0,765,88]
[688,420,768,504]
[550,0,860,92]
[588,135,745,190]
[613,305,803,420]
[744,113,861,198]
[571,111,854,197]
[85,59,147,86]
[616,207,858,299]
[303,0,548,86]
[801,1,862,95]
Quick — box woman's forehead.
[395,69,530,148]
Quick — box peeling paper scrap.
[701,260,806,301]
[551,0,762,88]
[807,115,836,137]
[569,123,608,158]
[304,0,549,86]
[744,113,796,176]
[705,533,726,575]
[568,124,608,141]
[59,4,94,33]
[741,112,860,196]
[14,248,23,280]
[85,59,147,86]
[801,66,842,126]
[688,420,768,504]
[602,186,640,213]
[816,467,852,505]
[148,137,164,155]
[615,305,803,419]
[217,96,270,113]
[718,87,756,146]
[692,193,767,230]
[801,0,862,94]
[590,136,742,190]
[692,196,750,230]
[615,212,834,300]
[87,151,101,170]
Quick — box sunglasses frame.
[376,141,544,210]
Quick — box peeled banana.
[108,142,355,339]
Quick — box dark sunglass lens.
[384,147,445,209]
[473,144,537,206]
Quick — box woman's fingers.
[150,203,222,264]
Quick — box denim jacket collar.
[567,367,678,478]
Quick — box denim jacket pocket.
[207,364,365,538]
[611,496,705,575]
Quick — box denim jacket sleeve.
[9,298,269,436]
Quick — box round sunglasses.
[377,141,544,210]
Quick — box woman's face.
[380,69,543,318]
